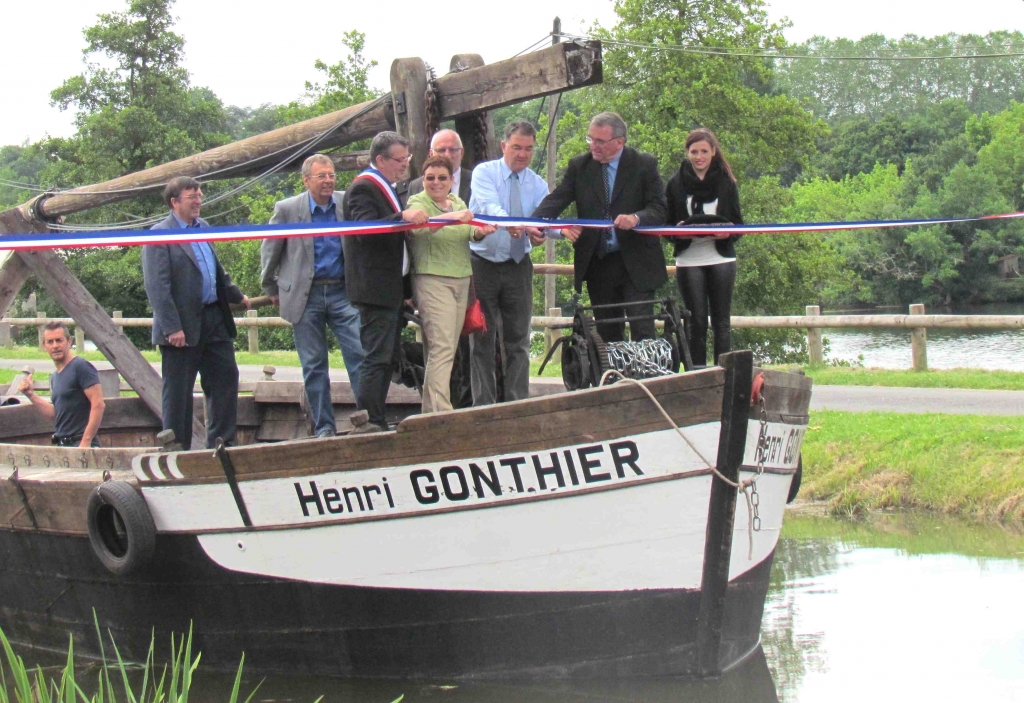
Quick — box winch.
[539,298,693,390]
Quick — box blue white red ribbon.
[1,212,1022,252]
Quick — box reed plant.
[0,613,404,703]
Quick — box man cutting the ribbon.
[533,112,668,343]
[342,132,428,433]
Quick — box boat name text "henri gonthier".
[292,440,644,518]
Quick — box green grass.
[770,364,1024,390]
[801,410,1024,523]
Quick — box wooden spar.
[33,98,390,220]
[10,40,598,224]
[696,350,753,677]
[437,40,601,118]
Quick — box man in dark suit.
[405,129,473,203]
[533,112,668,342]
[343,132,428,432]
[143,176,248,449]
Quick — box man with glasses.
[467,121,550,405]
[143,176,249,450]
[534,112,667,342]
[343,132,428,432]
[261,154,365,438]
[406,129,473,204]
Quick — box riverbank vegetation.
[801,410,1024,523]
[2,0,1024,364]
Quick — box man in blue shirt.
[143,176,249,450]
[261,154,365,438]
[468,122,552,405]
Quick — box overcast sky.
[1,0,1023,147]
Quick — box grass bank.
[771,364,1024,390]
[801,410,1024,523]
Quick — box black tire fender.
[787,454,803,504]
[87,480,156,575]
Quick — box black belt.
[311,277,343,285]
[471,252,526,265]
[52,434,82,447]
[203,301,220,308]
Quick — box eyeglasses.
[309,172,336,181]
[424,175,451,182]
[432,147,463,155]
[387,154,413,163]
[508,145,534,154]
[586,135,623,148]
[178,192,202,202]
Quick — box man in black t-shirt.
[19,322,106,448]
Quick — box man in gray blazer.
[261,154,364,438]
[143,176,248,450]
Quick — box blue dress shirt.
[469,159,550,263]
[309,193,343,280]
[604,149,623,253]
[173,213,218,304]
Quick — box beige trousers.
[412,274,471,413]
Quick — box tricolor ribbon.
[1,212,1021,252]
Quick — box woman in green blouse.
[407,155,495,413]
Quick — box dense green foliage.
[2,0,1023,362]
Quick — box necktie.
[597,164,613,256]
[509,171,526,263]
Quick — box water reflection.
[822,302,1024,370]
[191,648,780,702]
[764,510,1024,702]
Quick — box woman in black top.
[665,128,742,366]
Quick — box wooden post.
[113,310,123,335]
[0,253,32,326]
[75,324,86,351]
[36,312,46,348]
[806,305,823,364]
[449,54,498,169]
[247,309,259,354]
[390,58,430,176]
[0,319,10,349]
[910,303,927,371]
[544,17,561,319]
[97,369,121,398]
[25,292,36,315]
[545,307,561,355]
[696,350,753,677]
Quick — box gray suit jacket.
[404,168,472,206]
[260,190,345,324]
[143,214,244,346]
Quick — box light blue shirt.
[308,193,343,280]
[469,158,550,263]
[604,148,624,253]
[173,213,218,304]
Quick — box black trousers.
[354,302,401,429]
[585,252,656,343]
[676,261,737,366]
[159,305,239,450]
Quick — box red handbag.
[461,279,487,336]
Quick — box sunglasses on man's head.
[424,175,450,182]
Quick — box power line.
[562,33,1024,61]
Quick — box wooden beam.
[391,58,431,176]
[35,98,392,220]
[449,54,498,169]
[435,41,601,119]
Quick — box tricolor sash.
[352,168,409,274]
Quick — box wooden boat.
[0,352,809,679]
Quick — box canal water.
[6,510,1022,702]
[821,302,1024,371]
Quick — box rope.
[598,369,760,559]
